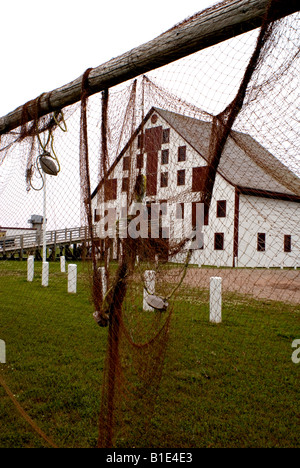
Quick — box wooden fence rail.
[0,226,96,259]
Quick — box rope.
[29,110,67,191]
[0,372,58,448]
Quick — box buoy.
[146,294,169,311]
[39,152,59,176]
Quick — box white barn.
[91,107,300,268]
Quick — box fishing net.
[0,0,299,449]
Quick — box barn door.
[145,126,162,197]
[146,152,158,196]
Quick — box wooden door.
[146,152,158,196]
[145,126,162,197]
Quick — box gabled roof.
[92,106,300,200]
[155,108,300,197]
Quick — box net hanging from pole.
[0,0,299,449]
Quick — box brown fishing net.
[0,0,299,449]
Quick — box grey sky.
[0,1,299,231]
[0,0,219,116]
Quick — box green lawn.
[0,260,299,448]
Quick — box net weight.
[150,453,192,463]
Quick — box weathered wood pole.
[0,0,298,135]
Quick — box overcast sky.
[0,0,220,117]
[0,1,298,231]
[1,0,224,229]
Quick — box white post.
[42,174,47,263]
[143,270,156,312]
[27,255,34,282]
[0,339,6,364]
[68,264,77,294]
[98,266,107,297]
[60,256,66,273]
[42,262,49,287]
[210,277,222,323]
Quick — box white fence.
[0,226,96,256]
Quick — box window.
[161,149,169,165]
[103,208,116,234]
[284,235,292,253]
[192,202,209,227]
[214,233,224,251]
[160,200,168,216]
[178,146,186,162]
[136,153,143,169]
[192,166,208,192]
[104,209,109,233]
[257,233,266,252]
[151,114,158,124]
[162,128,170,144]
[123,157,130,171]
[177,169,185,186]
[122,177,129,193]
[160,172,168,188]
[135,174,145,200]
[104,178,117,202]
[176,203,184,220]
[145,126,163,152]
[94,209,100,223]
[217,200,227,218]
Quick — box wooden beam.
[0,0,298,135]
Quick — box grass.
[0,260,299,448]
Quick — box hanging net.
[0,0,299,448]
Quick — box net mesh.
[0,0,299,448]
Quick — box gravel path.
[181,268,300,304]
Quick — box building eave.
[237,186,300,203]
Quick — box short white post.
[42,262,49,287]
[99,266,107,297]
[68,264,77,294]
[210,277,222,323]
[0,339,6,364]
[60,256,66,273]
[143,270,156,312]
[27,256,34,282]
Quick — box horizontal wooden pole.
[0,0,298,135]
